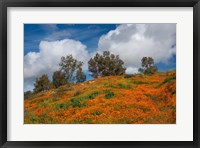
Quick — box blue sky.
[24,24,117,55]
[24,24,176,91]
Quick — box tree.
[24,90,33,99]
[88,51,126,78]
[52,71,67,88]
[59,55,85,83]
[34,74,52,93]
[76,68,86,83]
[138,57,157,74]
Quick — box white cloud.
[44,30,73,41]
[97,24,176,73]
[125,67,139,74]
[24,39,89,91]
[24,24,176,91]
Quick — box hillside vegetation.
[24,70,176,124]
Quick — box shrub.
[34,74,52,93]
[84,91,100,99]
[24,90,33,99]
[71,98,85,108]
[104,90,115,99]
[56,101,71,109]
[69,91,100,108]
[52,71,67,88]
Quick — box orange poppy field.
[24,70,176,124]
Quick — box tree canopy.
[52,71,67,88]
[76,68,86,83]
[59,54,86,83]
[138,57,157,75]
[33,74,52,93]
[88,51,126,78]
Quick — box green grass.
[105,84,115,88]
[163,74,176,84]
[71,98,85,108]
[156,74,176,88]
[133,81,149,85]
[104,90,115,99]
[64,91,101,108]
[56,101,72,109]
[83,91,100,100]
[117,83,131,89]
[38,100,50,108]
[38,98,61,108]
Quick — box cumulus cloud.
[24,24,176,91]
[24,39,89,91]
[97,24,176,74]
